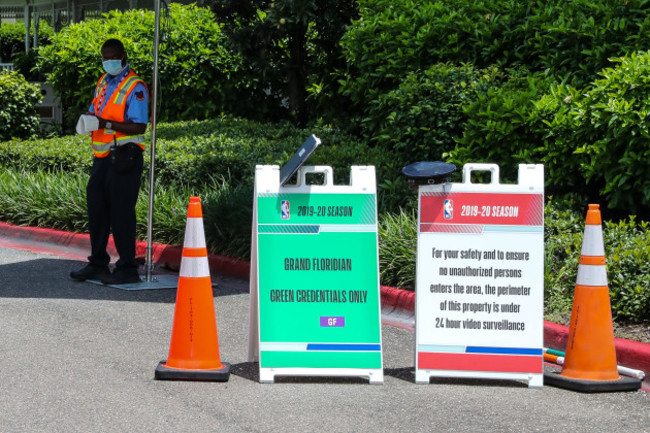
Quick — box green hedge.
[0,117,403,259]
[341,0,650,104]
[363,63,494,164]
[0,21,52,62]
[0,71,42,141]
[445,69,555,183]
[339,0,650,211]
[0,117,402,206]
[544,197,650,324]
[0,134,89,172]
[544,51,650,214]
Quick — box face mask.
[102,59,123,76]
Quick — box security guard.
[70,38,149,285]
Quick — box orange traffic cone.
[545,204,640,392]
[155,197,230,381]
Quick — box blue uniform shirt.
[89,65,149,125]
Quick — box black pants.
[86,146,143,270]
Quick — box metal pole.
[24,5,30,53]
[33,12,39,49]
[70,0,76,24]
[145,0,161,282]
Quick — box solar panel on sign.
[280,135,321,186]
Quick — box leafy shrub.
[544,198,650,324]
[37,4,242,129]
[365,63,494,165]
[378,209,417,289]
[0,116,407,211]
[340,0,500,105]
[546,51,650,213]
[12,49,46,81]
[0,71,42,141]
[543,197,585,322]
[0,134,91,172]
[606,218,650,323]
[203,181,254,259]
[531,83,589,197]
[0,21,52,63]
[446,70,554,182]
[340,0,650,105]
[0,22,25,62]
[513,0,650,87]
[208,0,360,124]
[339,0,650,176]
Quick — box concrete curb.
[1,221,647,389]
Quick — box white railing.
[0,63,15,72]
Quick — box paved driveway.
[0,245,648,433]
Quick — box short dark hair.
[101,38,125,54]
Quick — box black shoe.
[70,264,110,281]
[101,268,141,285]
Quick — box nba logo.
[444,199,453,219]
[281,200,290,220]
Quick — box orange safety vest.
[91,70,148,158]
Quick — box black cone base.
[155,360,230,382]
[544,371,641,393]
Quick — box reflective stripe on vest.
[91,134,146,154]
[91,70,148,158]
[111,75,142,105]
[94,74,109,100]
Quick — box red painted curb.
[155,244,250,281]
[380,285,415,313]
[0,221,103,251]
[1,221,647,387]
[543,321,568,351]
[544,320,650,382]
[0,221,251,281]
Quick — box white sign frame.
[414,164,544,388]
[248,165,384,384]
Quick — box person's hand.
[96,117,107,129]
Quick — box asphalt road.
[0,244,648,433]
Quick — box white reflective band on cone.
[581,225,605,256]
[576,264,608,286]
[183,218,207,249]
[179,256,211,278]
